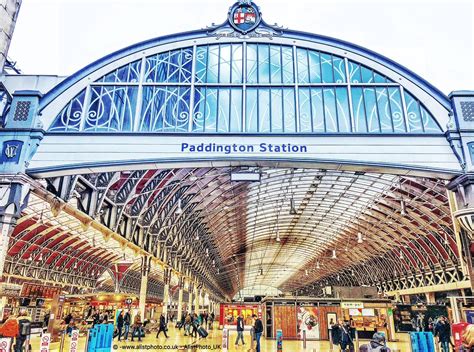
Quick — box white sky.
[8,0,474,94]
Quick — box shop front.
[219,303,261,328]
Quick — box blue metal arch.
[39,22,450,113]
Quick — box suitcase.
[197,326,208,338]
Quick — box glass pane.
[258,45,270,84]
[195,46,208,83]
[247,44,258,84]
[192,87,206,132]
[271,89,283,133]
[321,53,334,83]
[375,87,394,133]
[311,88,324,132]
[283,88,296,132]
[333,56,346,83]
[144,53,168,83]
[204,88,218,132]
[259,89,271,132]
[349,61,361,83]
[231,44,243,83]
[49,90,86,132]
[388,87,406,133]
[163,87,178,131]
[101,60,142,83]
[420,106,440,133]
[335,88,351,132]
[297,48,309,83]
[308,50,322,83]
[298,88,312,132]
[230,89,242,132]
[179,48,194,83]
[360,66,374,83]
[219,45,231,83]
[246,89,258,132]
[207,46,219,83]
[86,86,138,132]
[281,46,294,83]
[351,87,368,132]
[374,72,386,84]
[404,91,423,132]
[364,88,381,133]
[270,45,282,84]
[217,89,230,132]
[168,50,182,83]
[323,88,338,132]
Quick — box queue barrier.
[87,324,114,352]
[409,332,436,352]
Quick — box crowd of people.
[0,309,32,352]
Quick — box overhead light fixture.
[289,198,297,215]
[316,262,320,269]
[212,260,215,267]
[357,232,363,244]
[400,199,407,216]
[27,254,32,262]
[337,274,340,281]
[444,234,449,245]
[217,268,220,274]
[37,253,43,262]
[176,199,183,214]
[195,231,200,241]
[74,262,78,269]
[258,268,263,276]
[206,248,209,257]
[332,250,337,259]
[276,230,281,242]
[399,249,404,260]
[231,172,261,182]
[305,269,308,276]
[351,270,355,276]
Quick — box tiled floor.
[30,325,411,351]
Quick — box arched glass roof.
[49,43,441,134]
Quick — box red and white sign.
[69,329,79,352]
[222,328,229,352]
[40,333,51,352]
[0,338,12,352]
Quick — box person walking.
[116,311,124,341]
[15,310,31,352]
[131,312,143,342]
[184,313,192,336]
[0,314,19,352]
[435,316,451,352]
[191,313,199,338]
[123,310,131,341]
[253,314,263,352]
[331,320,354,352]
[156,313,169,338]
[235,313,245,346]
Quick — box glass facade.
[50,43,441,134]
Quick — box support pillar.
[139,256,151,318]
[162,268,171,321]
[425,292,436,304]
[177,277,184,322]
[188,282,194,313]
[194,286,200,314]
[0,177,30,279]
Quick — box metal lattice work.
[7,166,460,298]
[48,44,440,134]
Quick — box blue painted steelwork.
[48,42,441,134]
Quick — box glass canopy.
[49,43,440,134]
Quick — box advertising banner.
[40,333,51,352]
[0,338,12,352]
[222,328,229,352]
[297,306,320,340]
[69,329,79,352]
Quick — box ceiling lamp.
[357,232,363,244]
[331,249,337,259]
[195,231,200,241]
[305,269,308,276]
[399,249,404,260]
[37,253,43,262]
[206,248,209,257]
[276,230,281,242]
[176,199,183,214]
[217,268,220,274]
[316,262,320,269]
[258,268,263,276]
[289,198,297,215]
[400,199,407,216]
[74,262,78,269]
[27,254,32,262]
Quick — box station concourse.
[0,1,474,351]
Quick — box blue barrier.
[409,332,435,352]
[87,324,114,352]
